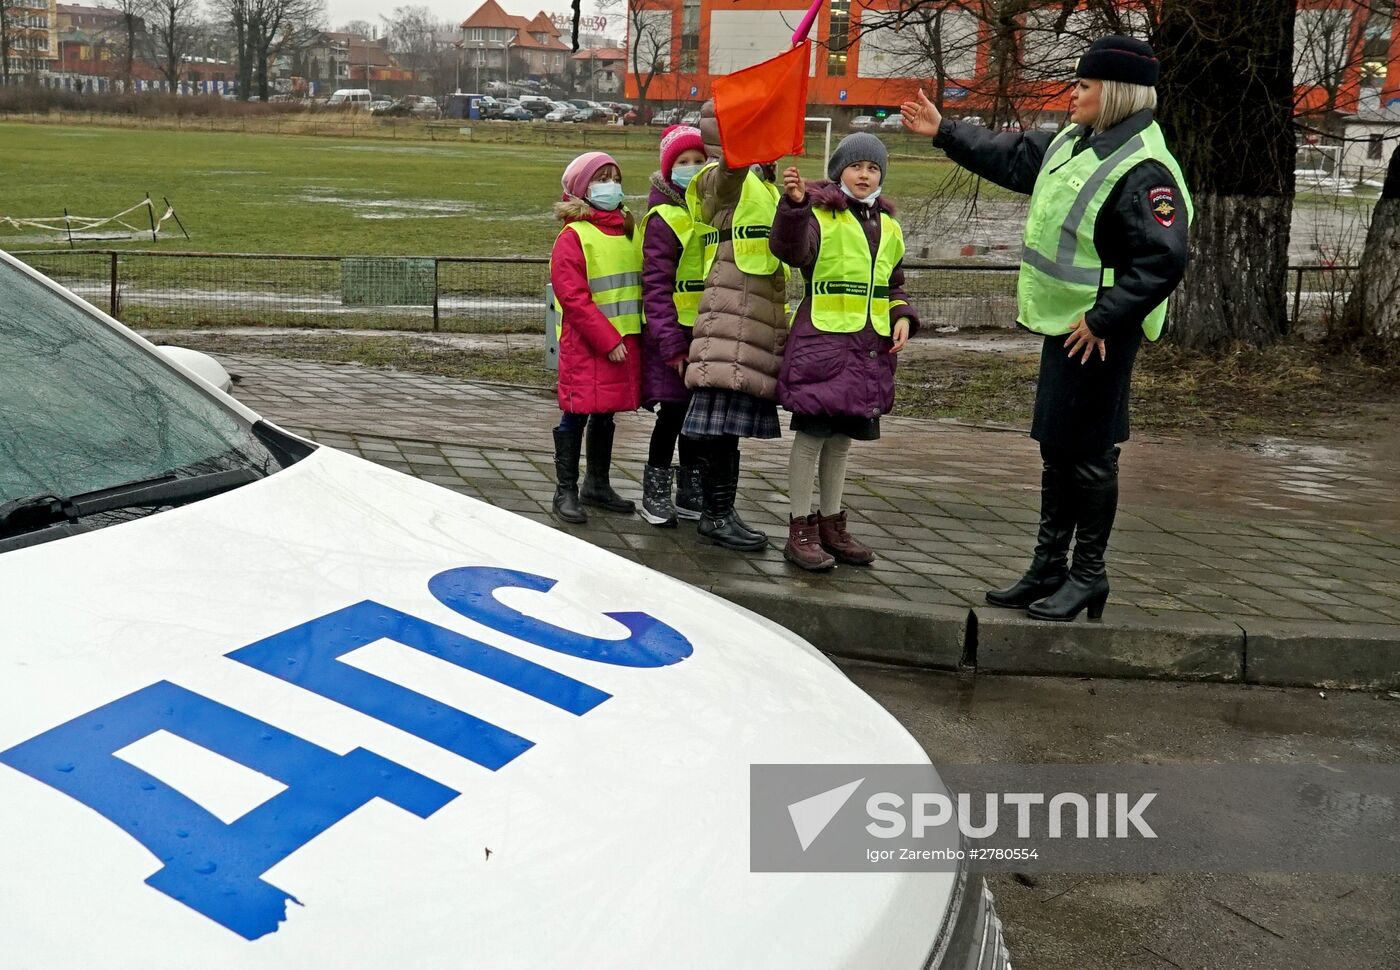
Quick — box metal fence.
[8,249,1356,335]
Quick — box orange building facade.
[626,0,1400,119]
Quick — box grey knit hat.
[828,132,888,183]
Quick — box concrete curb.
[705,584,1400,690]
[1242,620,1400,690]
[972,609,1245,682]
[708,579,970,671]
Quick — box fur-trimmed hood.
[802,179,897,216]
[648,172,687,208]
[553,196,632,231]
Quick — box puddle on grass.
[330,145,466,157]
[294,191,481,220]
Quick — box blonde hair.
[1094,80,1158,132]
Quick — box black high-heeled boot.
[1029,448,1119,622]
[579,416,636,514]
[986,454,1074,608]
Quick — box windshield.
[0,257,285,510]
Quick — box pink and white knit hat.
[658,125,704,183]
[561,151,620,199]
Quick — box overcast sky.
[324,0,609,33]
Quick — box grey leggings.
[788,431,853,519]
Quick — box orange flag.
[712,41,811,169]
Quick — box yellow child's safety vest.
[807,206,906,336]
[550,220,643,339]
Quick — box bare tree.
[625,0,669,104]
[1155,0,1299,349]
[1342,143,1400,346]
[107,0,152,91]
[381,5,436,88]
[339,18,373,37]
[146,0,199,89]
[1294,2,1371,137]
[0,0,13,81]
[215,0,322,100]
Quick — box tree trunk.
[123,16,137,91]
[1155,0,1298,350]
[1343,145,1400,344]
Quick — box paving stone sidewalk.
[224,354,1400,687]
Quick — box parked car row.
[850,114,910,132]
[649,108,702,128]
[372,95,442,119]
[475,95,635,124]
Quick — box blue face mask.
[841,182,882,204]
[671,163,704,190]
[587,181,625,211]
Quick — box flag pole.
[791,0,824,46]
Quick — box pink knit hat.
[561,151,620,200]
[658,125,704,183]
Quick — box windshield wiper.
[0,468,262,540]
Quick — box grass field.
[0,119,981,259]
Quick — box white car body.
[0,250,1011,969]
[156,345,234,393]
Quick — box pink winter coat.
[550,199,644,415]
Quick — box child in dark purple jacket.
[770,133,920,570]
[638,125,708,527]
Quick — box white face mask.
[587,181,625,211]
[841,183,882,204]
[671,163,704,190]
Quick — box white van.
[327,88,373,108]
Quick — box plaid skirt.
[682,388,782,439]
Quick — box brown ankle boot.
[783,514,835,571]
[818,510,876,565]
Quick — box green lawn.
[0,120,977,259]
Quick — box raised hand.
[782,165,806,204]
[900,89,943,137]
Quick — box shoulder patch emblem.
[1148,186,1176,228]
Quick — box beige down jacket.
[684,102,788,401]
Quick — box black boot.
[697,444,768,552]
[725,449,767,544]
[674,463,703,521]
[580,416,636,514]
[640,464,678,527]
[551,426,587,524]
[986,454,1074,608]
[1029,448,1119,622]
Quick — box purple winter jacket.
[640,176,693,408]
[769,180,921,420]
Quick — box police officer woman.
[901,35,1191,621]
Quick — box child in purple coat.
[638,125,708,527]
[769,133,920,571]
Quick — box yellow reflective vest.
[550,220,643,339]
[641,202,705,328]
[684,161,785,278]
[807,206,906,336]
[1019,120,1193,341]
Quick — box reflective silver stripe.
[1038,126,1080,172]
[589,272,641,294]
[1057,134,1146,265]
[1021,246,1102,286]
[596,298,643,318]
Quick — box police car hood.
[0,446,952,969]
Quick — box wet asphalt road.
[841,661,1400,970]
